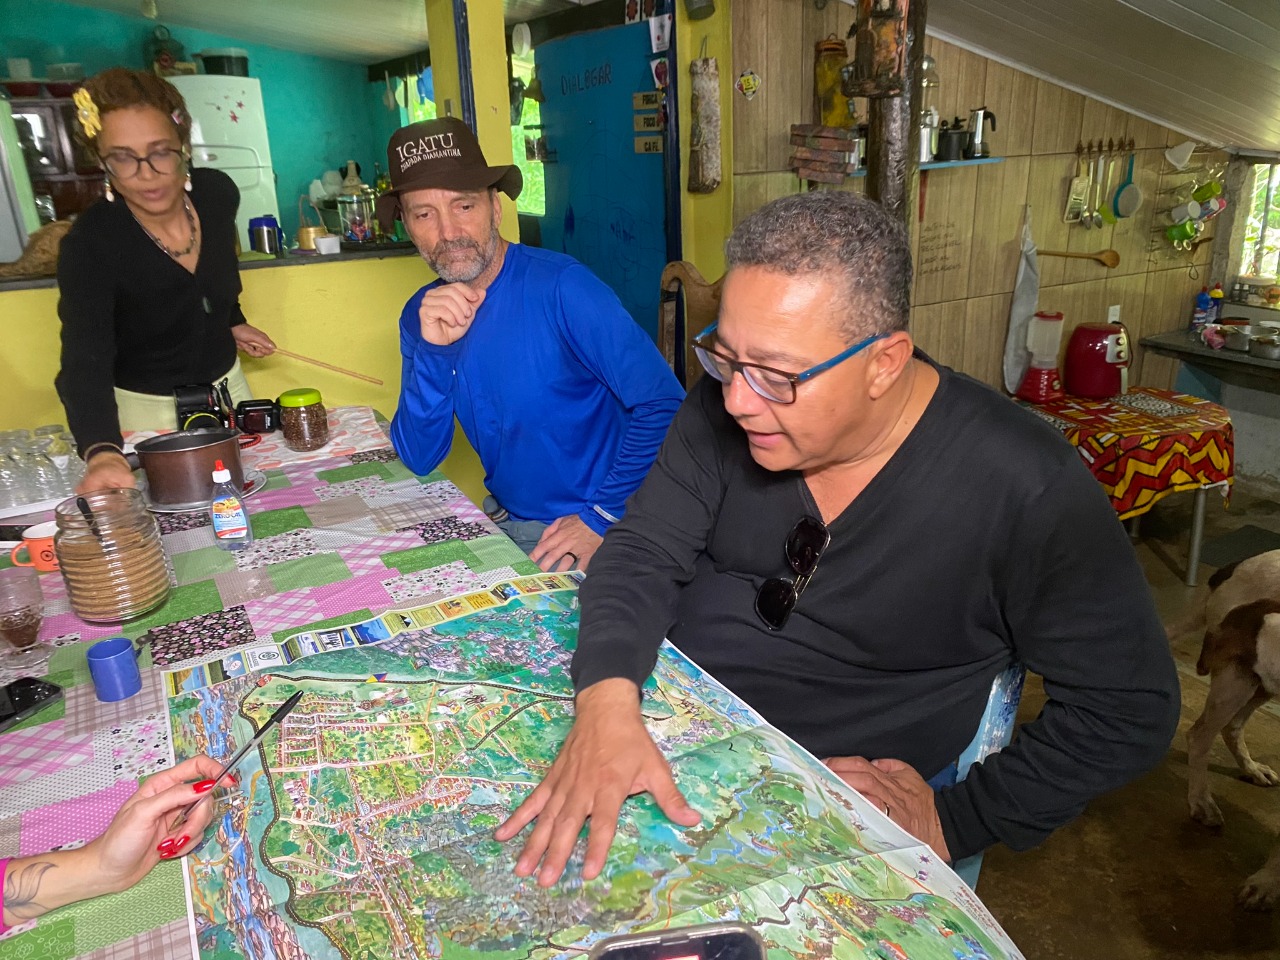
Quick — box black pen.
[170,689,304,829]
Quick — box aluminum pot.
[1250,336,1280,361]
[1224,325,1253,351]
[132,429,244,506]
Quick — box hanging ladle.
[1037,249,1121,268]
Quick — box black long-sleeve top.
[573,362,1180,862]
[55,167,247,455]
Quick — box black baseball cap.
[375,117,522,232]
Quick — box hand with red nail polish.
[1,755,222,924]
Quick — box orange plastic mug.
[10,521,59,573]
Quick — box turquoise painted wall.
[0,0,383,239]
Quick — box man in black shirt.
[496,192,1179,887]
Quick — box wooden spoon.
[1038,249,1121,269]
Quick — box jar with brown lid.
[278,388,330,452]
[55,489,172,623]
[814,35,852,129]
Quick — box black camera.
[235,399,281,434]
[174,380,281,434]
[173,380,234,431]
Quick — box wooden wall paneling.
[1030,80,1085,155]
[1024,153,1076,288]
[1057,187,1116,287]
[980,60,1037,158]
[1137,266,1198,389]
[1141,351,1180,390]
[764,0,807,172]
[732,172,799,225]
[969,156,1031,299]
[910,299,967,370]
[1107,149,1164,278]
[1102,271,1149,383]
[963,293,1014,389]
[731,0,769,174]
[927,38,987,131]
[912,167,979,306]
[1126,113,1174,151]
[1080,99,1130,152]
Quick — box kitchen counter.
[1142,328,1280,487]
[0,243,419,291]
[1141,329,1280,388]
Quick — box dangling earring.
[104,177,114,202]
[184,172,193,193]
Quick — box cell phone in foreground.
[0,677,64,734]
[588,922,767,960]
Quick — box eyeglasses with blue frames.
[692,322,888,404]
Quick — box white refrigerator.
[169,75,279,250]
[0,101,41,264]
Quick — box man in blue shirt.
[376,119,683,570]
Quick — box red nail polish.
[157,838,176,853]
[193,779,215,793]
[173,835,190,852]
[227,773,239,786]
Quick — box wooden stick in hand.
[274,349,384,385]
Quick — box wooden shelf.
[921,157,1004,170]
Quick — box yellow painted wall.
[676,4,734,284]
[0,254,490,504]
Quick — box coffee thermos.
[936,117,968,162]
[248,214,283,256]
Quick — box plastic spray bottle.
[209,459,253,551]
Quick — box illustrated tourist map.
[166,576,1024,960]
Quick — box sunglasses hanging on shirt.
[755,515,830,630]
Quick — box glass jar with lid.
[278,388,330,452]
[54,489,172,622]
[814,35,852,129]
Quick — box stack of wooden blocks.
[789,124,861,185]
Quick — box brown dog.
[1178,550,1280,909]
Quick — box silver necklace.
[132,196,198,260]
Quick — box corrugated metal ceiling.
[51,0,1280,152]
[928,0,1280,153]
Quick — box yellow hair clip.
[73,88,101,140]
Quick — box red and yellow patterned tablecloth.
[1022,387,1234,520]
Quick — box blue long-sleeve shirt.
[390,244,684,535]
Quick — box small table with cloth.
[1020,386,1234,586]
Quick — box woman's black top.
[55,167,247,455]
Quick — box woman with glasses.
[54,68,275,493]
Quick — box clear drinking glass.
[0,568,45,660]
[0,440,35,506]
[18,439,68,498]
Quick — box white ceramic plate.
[143,469,267,515]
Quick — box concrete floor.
[976,483,1280,957]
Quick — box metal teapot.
[965,107,997,158]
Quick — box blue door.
[535,21,667,342]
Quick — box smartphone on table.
[589,923,767,960]
[0,677,65,734]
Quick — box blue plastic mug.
[86,637,142,702]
